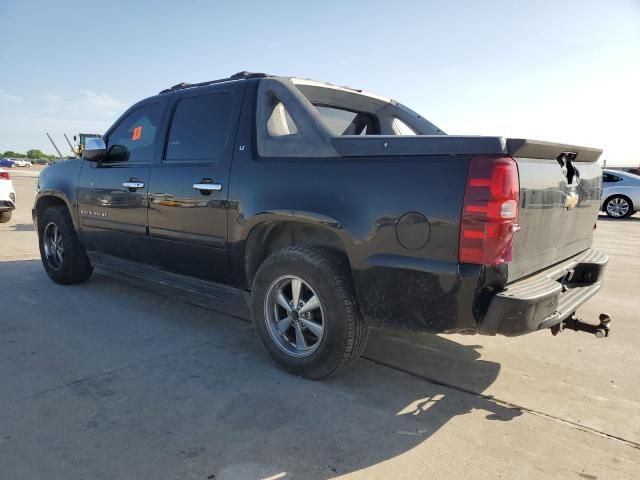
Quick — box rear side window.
[314,106,376,136]
[106,103,162,163]
[603,173,623,183]
[165,92,234,162]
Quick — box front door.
[77,101,164,264]
[147,83,245,282]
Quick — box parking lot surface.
[1,171,639,479]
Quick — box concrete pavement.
[1,176,639,479]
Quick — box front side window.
[165,92,234,162]
[106,103,162,163]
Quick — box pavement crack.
[361,355,640,451]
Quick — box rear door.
[77,101,164,263]
[147,82,245,282]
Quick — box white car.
[602,169,640,218]
[0,168,16,223]
[12,159,32,167]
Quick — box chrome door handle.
[193,183,222,191]
[122,181,145,189]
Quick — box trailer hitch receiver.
[551,313,611,338]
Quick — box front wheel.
[0,211,11,223]
[38,205,93,284]
[604,195,633,218]
[251,246,368,379]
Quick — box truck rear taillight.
[0,171,10,180]
[459,156,519,265]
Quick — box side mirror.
[83,137,107,163]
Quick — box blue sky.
[1,0,638,164]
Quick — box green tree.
[2,150,25,158]
[26,149,46,159]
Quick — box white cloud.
[42,93,63,105]
[0,89,22,103]
[74,90,126,116]
[36,90,126,119]
[0,89,127,152]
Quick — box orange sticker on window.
[132,126,142,141]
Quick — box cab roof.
[158,71,390,102]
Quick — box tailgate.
[506,139,603,282]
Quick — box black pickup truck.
[34,71,609,378]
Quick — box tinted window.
[603,173,623,183]
[314,106,376,136]
[165,92,234,162]
[106,103,162,163]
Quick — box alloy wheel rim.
[264,275,325,358]
[43,222,64,270]
[607,198,629,217]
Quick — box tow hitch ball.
[551,313,611,338]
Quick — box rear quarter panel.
[226,80,478,333]
[227,146,476,331]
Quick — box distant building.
[603,161,640,176]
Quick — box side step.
[88,252,252,322]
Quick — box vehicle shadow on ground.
[8,223,35,232]
[598,215,640,222]
[597,215,640,222]
[0,260,521,480]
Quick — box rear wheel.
[0,211,11,223]
[38,205,93,284]
[251,246,368,379]
[604,195,633,218]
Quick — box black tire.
[38,205,93,284]
[0,211,11,223]
[251,246,369,379]
[604,195,633,218]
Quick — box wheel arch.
[242,219,353,290]
[35,193,76,229]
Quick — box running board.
[88,252,251,322]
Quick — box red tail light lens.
[0,171,10,180]
[459,156,519,265]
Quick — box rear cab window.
[290,78,442,137]
[313,106,376,136]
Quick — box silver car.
[602,169,640,218]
